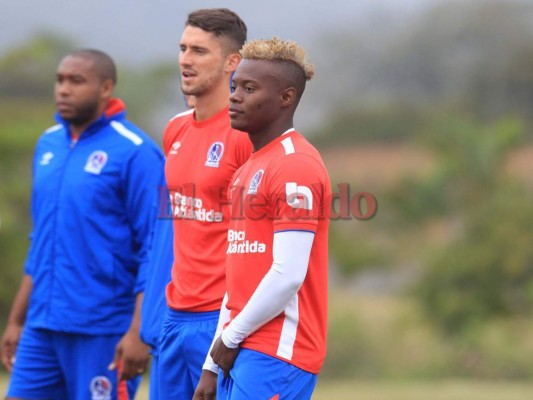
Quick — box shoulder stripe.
[110,121,143,146]
[281,137,295,155]
[170,108,194,121]
[44,124,62,134]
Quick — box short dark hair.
[67,49,117,84]
[186,8,247,54]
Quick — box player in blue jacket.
[0,49,164,400]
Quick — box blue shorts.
[156,307,218,400]
[148,349,160,400]
[217,348,317,400]
[6,327,141,400]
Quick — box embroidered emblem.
[205,141,224,167]
[169,141,181,155]
[39,151,54,165]
[84,151,108,175]
[90,376,112,400]
[248,169,264,194]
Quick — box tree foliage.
[390,116,533,333]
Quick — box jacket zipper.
[46,135,79,322]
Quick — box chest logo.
[247,169,264,194]
[39,151,54,165]
[169,141,181,155]
[84,151,108,175]
[205,141,224,167]
[89,376,112,400]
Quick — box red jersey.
[225,129,331,374]
[164,107,252,311]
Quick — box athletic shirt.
[225,129,331,374]
[163,107,252,311]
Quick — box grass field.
[2,375,533,400]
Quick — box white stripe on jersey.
[110,121,143,145]
[281,137,295,155]
[276,294,299,360]
[44,124,62,134]
[170,108,194,121]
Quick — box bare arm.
[109,292,150,380]
[1,274,32,371]
[193,294,231,400]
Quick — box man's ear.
[281,87,297,108]
[225,53,242,73]
[100,79,114,99]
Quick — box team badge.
[169,141,181,155]
[84,151,108,175]
[248,169,264,194]
[39,151,54,165]
[205,141,224,167]
[90,376,112,400]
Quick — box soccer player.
[207,37,331,400]
[139,96,194,399]
[156,8,252,399]
[0,49,164,399]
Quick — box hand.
[193,369,218,400]
[1,322,23,372]
[108,329,150,380]
[210,336,239,378]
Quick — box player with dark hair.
[1,48,164,399]
[205,37,331,400]
[139,95,194,400]
[155,8,252,399]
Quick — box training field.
[2,375,533,399]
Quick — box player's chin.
[58,111,78,123]
[229,115,247,131]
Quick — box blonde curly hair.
[240,37,314,81]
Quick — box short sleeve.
[265,154,329,233]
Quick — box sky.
[0,0,439,131]
[0,0,435,66]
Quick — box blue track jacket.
[25,98,165,335]
[139,191,173,349]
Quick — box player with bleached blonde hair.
[200,37,331,400]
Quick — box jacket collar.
[56,98,126,139]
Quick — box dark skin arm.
[1,274,32,372]
[210,336,240,378]
[193,369,218,400]
[109,292,150,380]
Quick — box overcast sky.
[1,0,446,131]
[0,0,436,66]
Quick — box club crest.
[205,141,224,167]
[84,151,108,175]
[90,376,112,400]
[248,169,264,194]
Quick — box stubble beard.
[181,72,222,98]
[61,99,100,127]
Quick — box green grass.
[2,375,533,400]
[313,380,533,400]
